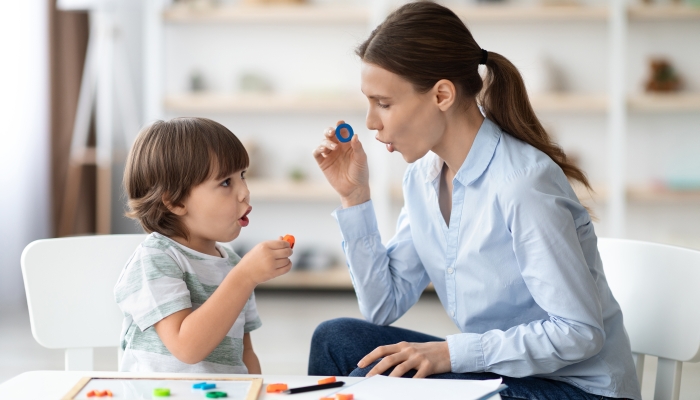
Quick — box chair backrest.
[21,234,146,371]
[598,237,700,400]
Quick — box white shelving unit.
[143,1,700,289]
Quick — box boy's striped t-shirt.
[114,232,261,373]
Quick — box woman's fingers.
[367,353,406,377]
[358,344,395,368]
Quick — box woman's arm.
[334,199,431,326]
[242,333,261,374]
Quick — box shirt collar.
[424,118,502,186]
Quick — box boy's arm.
[154,265,256,364]
[242,332,261,374]
[154,240,291,364]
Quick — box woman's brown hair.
[124,117,249,239]
[356,1,591,191]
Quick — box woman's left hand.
[358,341,452,378]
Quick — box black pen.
[283,381,345,394]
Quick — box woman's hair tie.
[480,49,488,65]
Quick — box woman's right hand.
[312,120,371,208]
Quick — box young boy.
[114,117,293,373]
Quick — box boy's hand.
[238,240,293,285]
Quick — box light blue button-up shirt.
[332,118,641,399]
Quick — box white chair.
[599,238,700,400]
[21,234,147,371]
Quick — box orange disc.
[282,235,295,249]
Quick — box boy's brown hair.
[124,117,249,239]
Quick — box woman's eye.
[221,178,231,187]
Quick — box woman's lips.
[239,206,252,227]
[376,136,394,153]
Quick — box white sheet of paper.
[334,375,503,400]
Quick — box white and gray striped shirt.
[114,232,261,373]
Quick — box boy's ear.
[162,193,186,216]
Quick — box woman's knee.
[311,317,369,346]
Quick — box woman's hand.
[358,341,452,378]
[312,120,370,208]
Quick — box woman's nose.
[366,109,382,131]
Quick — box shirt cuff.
[331,199,378,242]
[446,332,486,373]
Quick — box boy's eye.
[378,102,390,109]
[241,170,247,180]
[221,178,231,187]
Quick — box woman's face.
[361,62,447,163]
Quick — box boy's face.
[177,169,251,245]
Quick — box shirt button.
[447,267,454,274]
[452,310,456,317]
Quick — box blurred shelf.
[454,5,608,22]
[629,5,700,21]
[530,93,608,113]
[165,93,366,113]
[393,183,700,206]
[257,266,437,291]
[629,93,700,113]
[247,179,338,202]
[163,4,368,24]
[162,4,700,24]
[258,267,354,290]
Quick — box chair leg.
[655,357,682,400]
[633,353,645,386]
[66,348,94,371]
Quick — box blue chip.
[335,123,354,143]
[201,383,217,390]
[193,382,207,389]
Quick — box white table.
[0,371,501,399]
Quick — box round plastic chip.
[335,123,354,143]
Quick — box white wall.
[0,0,50,309]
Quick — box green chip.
[206,392,228,398]
[153,388,171,397]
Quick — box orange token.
[320,397,334,400]
[266,383,288,393]
[282,235,295,249]
[317,376,336,385]
[86,390,97,398]
[336,394,354,400]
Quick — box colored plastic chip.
[320,397,334,400]
[336,394,354,400]
[200,383,216,390]
[205,392,228,398]
[317,376,336,385]
[192,382,207,389]
[153,388,171,397]
[86,390,97,398]
[335,123,354,143]
[266,383,288,393]
[283,235,295,249]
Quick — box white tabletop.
[0,370,501,399]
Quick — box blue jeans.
[308,318,617,400]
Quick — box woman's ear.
[433,79,457,111]
[162,193,186,216]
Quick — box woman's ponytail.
[480,52,591,190]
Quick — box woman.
[309,3,640,400]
